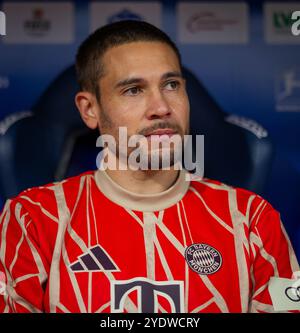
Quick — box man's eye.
[123,87,141,96]
[164,80,180,91]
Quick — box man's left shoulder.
[188,174,260,199]
[188,175,273,217]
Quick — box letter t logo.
[111,278,184,313]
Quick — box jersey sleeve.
[249,198,300,313]
[0,198,49,312]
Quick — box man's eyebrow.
[114,71,185,90]
[161,71,184,80]
[114,77,145,89]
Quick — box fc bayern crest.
[185,243,222,275]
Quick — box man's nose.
[145,90,172,120]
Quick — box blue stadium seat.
[0,65,274,203]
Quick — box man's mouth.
[145,129,177,137]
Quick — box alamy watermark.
[95,127,204,180]
[291,11,300,36]
[0,11,6,36]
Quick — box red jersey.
[0,169,299,313]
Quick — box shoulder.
[189,175,260,201]
[188,175,277,225]
[1,170,96,222]
[17,170,94,199]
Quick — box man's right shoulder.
[1,170,96,217]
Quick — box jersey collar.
[94,168,190,212]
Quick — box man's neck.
[105,163,180,195]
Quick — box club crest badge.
[185,243,222,275]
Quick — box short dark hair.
[75,20,182,101]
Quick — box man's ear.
[75,91,99,129]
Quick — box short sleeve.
[0,199,49,312]
[249,199,300,313]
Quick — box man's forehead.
[101,41,181,79]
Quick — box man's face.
[95,41,190,165]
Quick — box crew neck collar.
[94,168,190,212]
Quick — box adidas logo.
[69,245,120,272]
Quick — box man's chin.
[141,148,182,170]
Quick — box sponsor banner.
[2,2,74,44]
[177,2,249,44]
[90,1,161,32]
[265,2,300,44]
[275,68,300,112]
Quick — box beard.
[98,109,188,171]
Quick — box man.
[0,20,299,313]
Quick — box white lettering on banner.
[291,11,300,36]
[0,11,6,36]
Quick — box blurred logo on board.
[276,68,300,112]
[24,8,51,37]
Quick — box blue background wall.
[0,0,299,259]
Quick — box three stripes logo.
[185,243,222,275]
[69,245,120,272]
